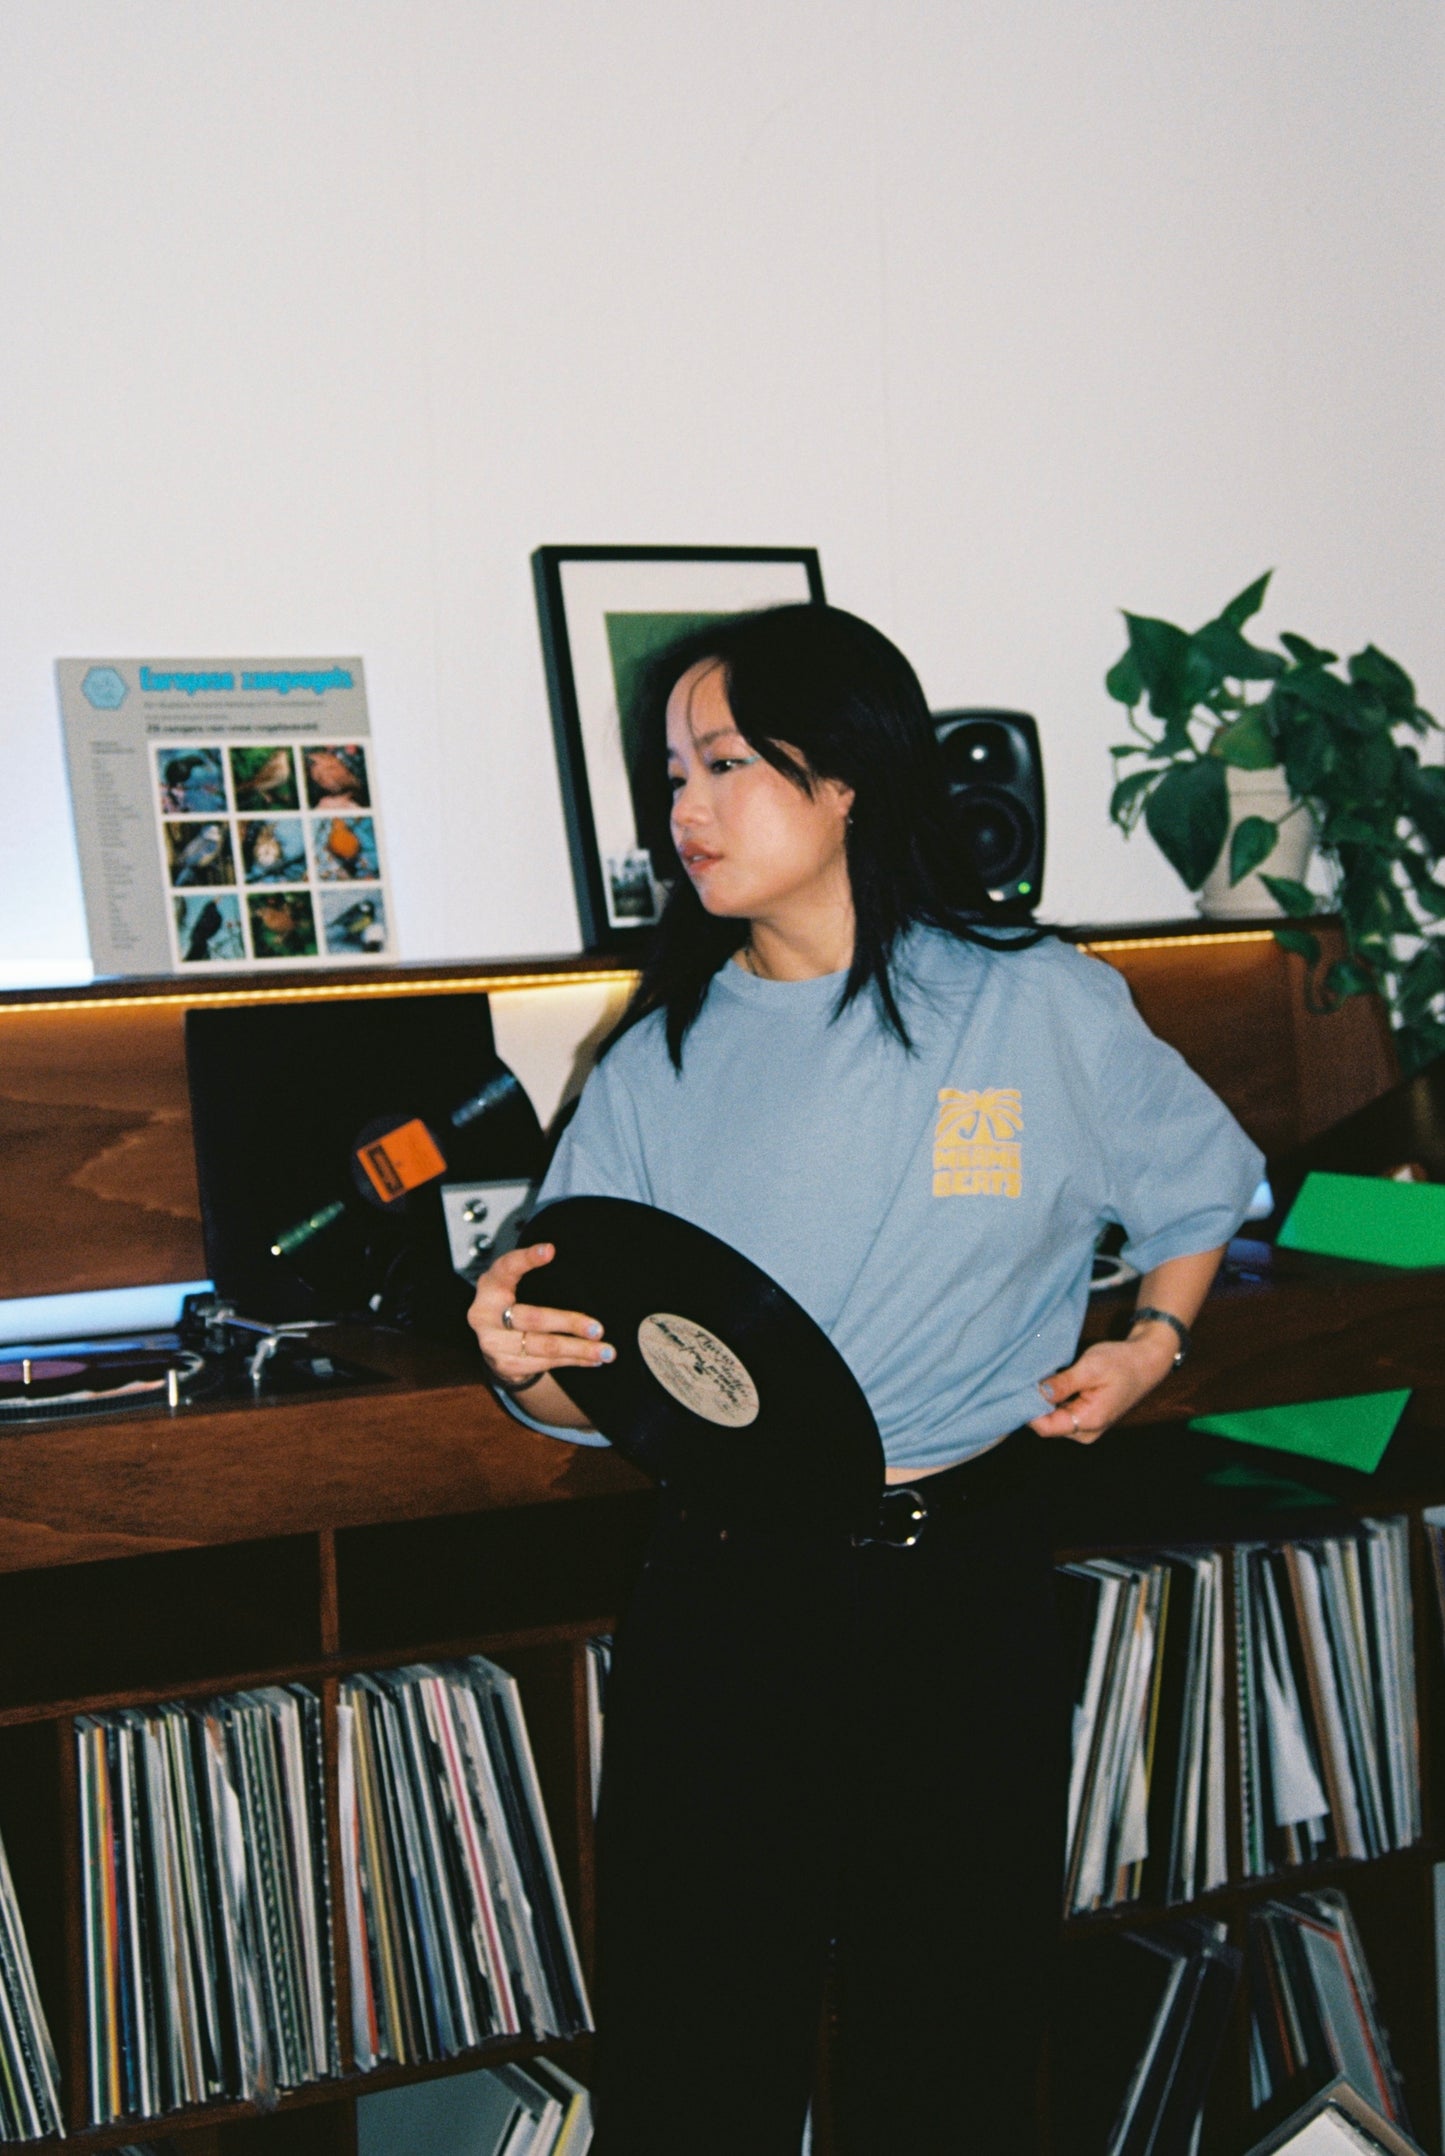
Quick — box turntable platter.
[0,1359,87,1388]
[0,1347,209,1420]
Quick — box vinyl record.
[0,1345,213,1422]
[526,1196,885,1526]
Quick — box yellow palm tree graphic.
[935,1088,1023,1146]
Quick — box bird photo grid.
[58,658,393,974]
[159,738,388,967]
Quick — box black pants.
[591,1436,1067,2154]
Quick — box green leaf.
[1105,650,1143,706]
[1215,706,1279,769]
[1229,816,1279,885]
[1341,933,1394,979]
[1322,957,1377,1003]
[1398,1013,1445,1075]
[1143,758,1229,887]
[1328,811,1397,848]
[1400,850,1445,918]
[1218,572,1272,630]
[1279,714,1335,795]
[1181,639,1225,712]
[1339,872,1416,945]
[1280,631,1338,668]
[1336,689,1395,738]
[1348,644,1416,715]
[1273,925,1321,966]
[1109,769,1160,827]
[1158,711,1200,759]
[1275,667,1360,723]
[1260,875,1315,918]
[1402,762,1445,852]
[1354,730,1404,795]
[1193,620,1287,682]
[1397,941,1445,1021]
[1123,614,1196,723]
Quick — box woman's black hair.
[603,602,1050,1069]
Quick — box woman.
[469,605,1262,2154]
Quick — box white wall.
[2,0,1441,991]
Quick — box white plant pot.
[1197,763,1316,920]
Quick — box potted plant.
[1105,572,1445,1072]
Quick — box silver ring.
[1071,1411,1082,1434]
[501,1305,517,1330]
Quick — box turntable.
[0,1296,382,1431]
[0,989,544,1435]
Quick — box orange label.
[356,1117,448,1202]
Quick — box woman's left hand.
[1028,1332,1179,1445]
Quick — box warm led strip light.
[0,967,640,1016]
[0,927,1283,1017]
[1080,929,1277,956]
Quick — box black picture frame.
[532,545,826,950]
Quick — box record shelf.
[0,1317,654,2153]
[0,1263,1441,2154]
[1037,1397,1445,2156]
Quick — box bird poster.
[57,657,392,975]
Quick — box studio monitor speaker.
[931,708,1045,913]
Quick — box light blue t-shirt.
[506,930,1264,1472]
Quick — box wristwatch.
[1130,1306,1191,1368]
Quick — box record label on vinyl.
[637,1313,760,1428]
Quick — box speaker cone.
[950,787,1032,887]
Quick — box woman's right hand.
[467,1241,615,1391]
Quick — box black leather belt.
[659,1435,1037,1548]
[853,1436,1036,1549]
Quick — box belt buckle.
[855,1485,928,1549]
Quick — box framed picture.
[532,545,825,950]
[1244,2077,1425,2155]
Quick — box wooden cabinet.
[0,921,1437,2151]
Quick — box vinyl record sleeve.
[444,1678,547,2036]
[461,1661,585,2038]
[1148,1926,1243,2154]
[527,1196,884,1524]
[346,1688,418,2063]
[474,1661,591,2036]
[1299,1892,1410,2126]
[366,1684,451,2060]
[1142,1555,1197,1904]
[383,1677,477,2053]
[1051,1926,1187,2156]
[1243,2074,1426,2154]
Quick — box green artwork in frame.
[604,611,731,778]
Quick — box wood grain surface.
[0,923,1400,1302]
[0,1326,645,1574]
[1087,1240,1445,1423]
[1105,920,1397,1153]
[0,1002,206,1296]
